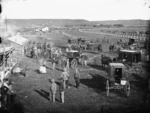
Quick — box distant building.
[42,27,49,32]
[35,29,40,32]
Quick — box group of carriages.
[24,40,88,70]
[102,45,144,97]
[108,37,142,53]
[102,36,149,97]
[23,37,148,98]
[67,38,102,53]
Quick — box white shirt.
[61,71,69,81]
[0,71,5,81]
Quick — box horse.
[109,44,115,52]
[97,44,102,53]
[101,55,112,69]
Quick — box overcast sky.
[1,0,150,21]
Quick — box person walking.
[59,78,65,103]
[49,78,57,102]
[61,68,70,89]
[74,68,80,88]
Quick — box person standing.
[61,68,70,89]
[52,58,56,70]
[66,59,70,74]
[59,78,65,103]
[49,78,57,102]
[0,80,2,108]
[1,78,14,108]
[74,68,80,88]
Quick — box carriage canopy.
[66,50,80,58]
[119,49,141,63]
[108,63,126,81]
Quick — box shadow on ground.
[101,104,150,113]
[80,73,106,93]
[34,89,50,101]
[131,74,148,92]
[88,64,105,71]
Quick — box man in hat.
[61,68,70,89]
[74,68,80,88]
[49,78,57,102]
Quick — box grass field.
[5,27,150,113]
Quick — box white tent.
[7,35,28,46]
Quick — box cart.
[118,49,143,75]
[106,63,130,97]
[62,50,88,69]
[65,50,80,69]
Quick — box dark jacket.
[59,81,65,92]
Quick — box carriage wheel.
[81,55,88,65]
[106,80,110,96]
[125,81,130,97]
[71,58,77,69]
[132,65,142,75]
[135,65,143,75]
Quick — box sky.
[1,0,150,21]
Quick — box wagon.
[63,50,88,69]
[118,49,143,75]
[86,42,95,51]
[65,50,80,69]
[106,63,130,97]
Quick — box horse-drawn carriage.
[106,63,130,97]
[86,42,95,51]
[117,49,143,75]
[62,50,88,69]
[68,38,87,51]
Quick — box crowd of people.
[48,66,81,104]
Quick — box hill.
[6,19,89,28]
[6,19,150,28]
[90,19,150,27]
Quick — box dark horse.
[97,43,102,53]
[101,55,112,69]
[109,44,115,52]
